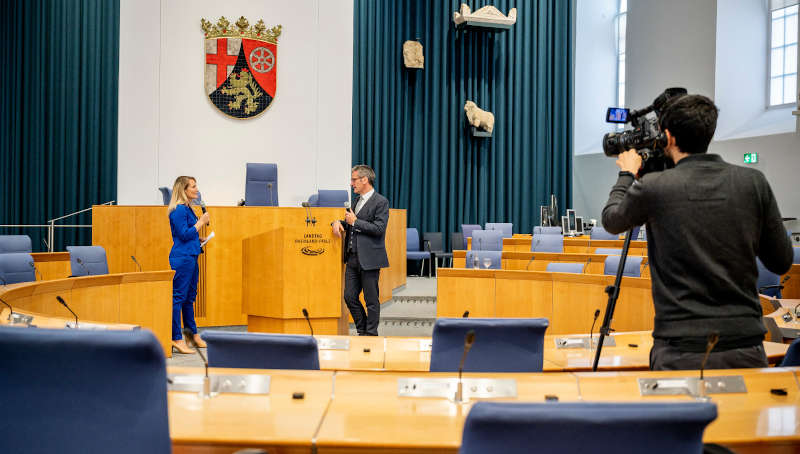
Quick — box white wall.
[118,0,353,206]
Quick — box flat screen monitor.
[567,209,577,233]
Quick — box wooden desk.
[169,367,332,454]
[0,307,139,331]
[30,252,72,280]
[451,250,650,278]
[764,299,800,342]
[317,335,385,371]
[466,236,649,254]
[783,263,800,299]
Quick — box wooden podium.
[243,226,343,335]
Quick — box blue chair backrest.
[0,327,170,454]
[756,257,782,298]
[590,226,619,240]
[461,224,482,248]
[594,248,623,255]
[459,401,717,454]
[465,251,502,269]
[430,318,549,372]
[66,246,109,276]
[0,235,32,253]
[780,337,800,366]
[604,255,643,277]
[158,187,171,205]
[316,189,349,207]
[546,262,584,274]
[407,228,421,252]
[793,247,800,264]
[202,331,320,370]
[472,230,504,251]
[245,162,278,206]
[0,253,36,284]
[533,226,562,235]
[485,223,513,238]
[531,233,563,253]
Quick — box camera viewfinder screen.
[606,107,629,123]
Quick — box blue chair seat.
[461,224,482,249]
[202,331,320,370]
[0,252,36,284]
[532,233,563,253]
[66,245,109,276]
[533,226,562,235]
[546,262,584,274]
[485,223,513,238]
[472,230,504,251]
[0,235,32,253]
[603,255,643,277]
[590,226,619,240]
[594,248,623,255]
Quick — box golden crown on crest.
[200,16,282,44]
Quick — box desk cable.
[310,372,336,454]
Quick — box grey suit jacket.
[342,191,390,270]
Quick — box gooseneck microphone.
[29,262,43,281]
[525,239,542,270]
[589,309,601,348]
[582,257,593,274]
[699,332,720,381]
[1,297,13,320]
[455,330,476,402]
[462,310,470,318]
[76,258,90,276]
[130,255,143,272]
[56,295,78,328]
[302,308,314,337]
[183,328,209,376]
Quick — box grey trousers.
[649,338,768,371]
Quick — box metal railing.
[0,201,115,252]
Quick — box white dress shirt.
[355,188,374,215]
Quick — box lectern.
[243,226,343,334]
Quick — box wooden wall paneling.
[70,280,122,323]
[31,252,71,280]
[436,269,496,317]
[119,276,173,356]
[550,274,614,335]
[494,271,553,319]
[133,206,172,273]
[92,205,137,274]
[783,264,800,299]
[612,277,655,332]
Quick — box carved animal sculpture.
[464,101,495,133]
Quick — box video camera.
[602,87,687,174]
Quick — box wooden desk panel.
[784,263,800,299]
[494,271,553,319]
[30,252,72,280]
[436,269,496,318]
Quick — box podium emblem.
[201,16,281,119]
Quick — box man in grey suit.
[332,165,390,336]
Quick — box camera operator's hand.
[616,149,643,175]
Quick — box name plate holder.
[554,336,616,349]
[397,378,517,401]
[638,376,746,397]
[8,312,34,327]
[65,321,108,330]
[168,374,271,395]
[316,337,350,350]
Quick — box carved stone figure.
[453,4,517,27]
[403,41,424,69]
[464,101,495,133]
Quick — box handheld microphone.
[699,332,720,381]
[462,310,469,318]
[130,255,143,272]
[76,258,90,276]
[302,308,314,337]
[56,295,78,328]
[525,239,542,270]
[589,309,601,348]
[29,261,43,281]
[199,201,210,226]
[455,330,476,403]
[344,200,351,212]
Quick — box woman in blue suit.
[168,175,210,353]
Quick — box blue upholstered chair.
[590,226,619,240]
[630,225,642,240]
[461,224,482,249]
[756,257,782,298]
[459,401,717,454]
[604,255,643,277]
[485,223,513,238]
[531,233,563,253]
[546,262,584,274]
[594,247,623,255]
[780,337,800,366]
[793,247,800,264]
[202,331,320,370]
[0,253,36,284]
[311,189,349,207]
[245,162,278,206]
[66,246,109,276]
[407,228,432,276]
[0,327,170,454]
[472,230,504,251]
[533,226,562,235]
[0,235,32,254]
[158,187,171,205]
[465,250,502,270]
[429,318,549,372]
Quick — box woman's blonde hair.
[167,176,196,214]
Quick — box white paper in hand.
[201,231,215,247]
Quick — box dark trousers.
[649,338,768,371]
[344,254,380,336]
[170,255,199,341]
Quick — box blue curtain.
[353,0,572,239]
[0,0,119,252]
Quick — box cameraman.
[601,94,793,371]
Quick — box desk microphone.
[582,257,592,274]
[56,295,78,328]
[199,201,210,226]
[28,261,43,281]
[455,329,476,403]
[302,308,314,337]
[525,239,542,270]
[589,309,601,348]
[462,310,469,318]
[130,255,143,272]
[76,258,90,276]
[699,332,719,381]
[1,297,13,320]
[183,328,212,397]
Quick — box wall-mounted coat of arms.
[201,16,281,119]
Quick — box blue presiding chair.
[780,337,800,366]
[533,226,562,235]
[0,327,170,454]
[472,230,503,251]
[465,250,502,269]
[531,233,563,252]
[546,262,584,274]
[245,162,278,206]
[0,252,36,284]
[158,186,171,205]
[202,331,320,370]
[604,255,643,277]
[430,318,549,372]
[407,228,432,277]
[66,246,109,276]
[459,401,717,454]
[461,224,482,249]
[590,226,619,240]
[309,189,349,207]
[594,247,623,255]
[485,223,513,238]
[0,234,32,253]
[756,257,783,298]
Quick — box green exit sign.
[743,152,758,164]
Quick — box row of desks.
[169,366,800,453]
